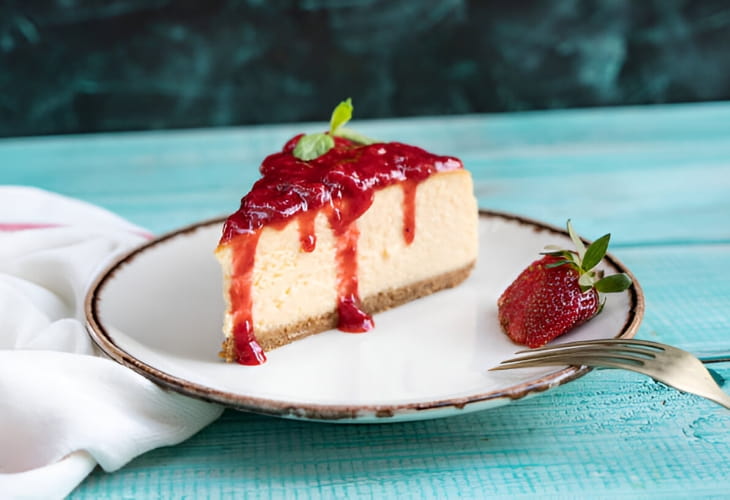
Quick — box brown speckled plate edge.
[84,210,645,423]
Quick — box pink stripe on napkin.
[0,222,154,239]
[0,223,63,231]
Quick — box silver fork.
[490,338,730,409]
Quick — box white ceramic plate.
[85,211,644,423]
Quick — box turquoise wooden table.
[2,102,730,498]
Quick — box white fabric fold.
[0,186,223,499]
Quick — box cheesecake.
[216,102,478,365]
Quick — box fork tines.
[489,338,730,410]
[490,338,666,371]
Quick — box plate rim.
[84,210,645,422]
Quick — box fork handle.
[696,351,730,364]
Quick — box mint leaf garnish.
[292,98,379,161]
[293,133,335,161]
[330,98,353,134]
[336,127,377,145]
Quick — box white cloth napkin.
[0,187,223,499]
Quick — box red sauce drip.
[332,215,374,332]
[298,210,317,252]
[228,232,266,365]
[233,320,266,365]
[219,136,463,365]
[337,295,375,332]
[401,180,418,245]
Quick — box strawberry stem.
[545,220,633,294]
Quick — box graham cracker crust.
[220,261,475,362]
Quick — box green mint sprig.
[542,220,633,294]
[293,98,377,161]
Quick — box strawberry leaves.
[595,273,633,293]
[581,232,610,272]
[542,219,632,294]
[567,219,587,260]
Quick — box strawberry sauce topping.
[220,136,462,365]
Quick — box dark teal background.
[1,0,729,137]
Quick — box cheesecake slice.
[216,109,478,365]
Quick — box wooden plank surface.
[2,102,729,498]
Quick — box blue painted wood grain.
[1,101,729,498]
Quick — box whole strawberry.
[498,220,632,348]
